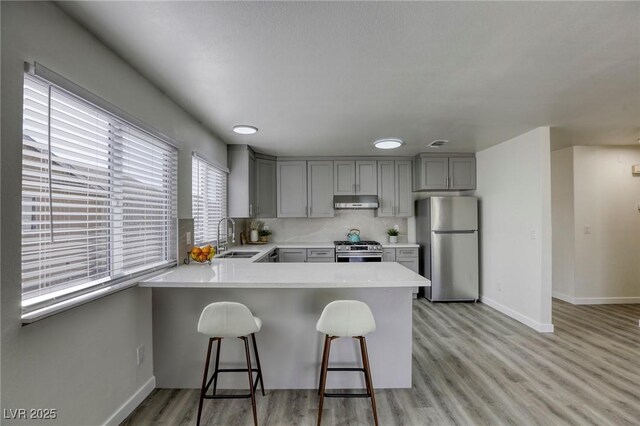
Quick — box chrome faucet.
[216,217,236,254]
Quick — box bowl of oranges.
[187,245,215,264]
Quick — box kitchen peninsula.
[140,244,429,390]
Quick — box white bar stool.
[316,300,379,426]
[196,302,265,426]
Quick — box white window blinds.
[21,73,178,311]
[192,154,227,245]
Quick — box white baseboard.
[103,376,155,426]
[480,296,554,333]
[552,291,577,304]
[553,292,640,305]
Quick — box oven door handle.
[336,253,383,258]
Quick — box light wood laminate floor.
[122,299,640,425]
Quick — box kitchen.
[2,2,639,426]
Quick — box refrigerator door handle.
[433,230,476,234]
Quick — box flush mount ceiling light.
[232,125,258,135]
[374,138,403,149]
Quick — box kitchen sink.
[216,251,259,259]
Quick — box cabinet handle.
[257,206,260,216]
[450,176,454,187]
[305,206,308,216]
[250,204,253,216]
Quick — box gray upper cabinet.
[355,161,377,195]
[414,154,476,191]
[228,145,256,218]
[395,160,413,216]
[377,160,413,217]
[449,157,476,190]
[255,157,277,218]
[307,161,334,218]
[334,160,377,195]
[377,161,395,217]
[334,161,355,195]
[277,161,308,217]
[415,156,449,191]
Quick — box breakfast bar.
[140,252,430,390]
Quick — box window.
[21,73,178,317]
[192,154,227,245]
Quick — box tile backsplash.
[243,210,409,243]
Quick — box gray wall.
[1,2,226,425]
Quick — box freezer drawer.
[431,232,478,301]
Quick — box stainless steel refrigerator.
[416,197,479,302]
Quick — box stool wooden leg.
[197,338,214,426]
[318,335,330,395]
[317,335,333,426]
[243,337,258,426]
[212,337,222,396]
[359,337,379,426]
[251,333,265,396]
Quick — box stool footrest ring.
[323,392,372,398]
[327,367,366,372]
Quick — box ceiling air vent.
[428,140,449,148]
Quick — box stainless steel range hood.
[334,195,379,209]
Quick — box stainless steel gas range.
[334,240,383,263]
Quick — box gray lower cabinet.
[277,161,308,218]
[307,161,334,218]
[414,154,476,191]
[382,248,396,262]
[384,246,419,295]
[255,157,277,218]
[278,247,335,263]
[334,160,377,195]
[306,248,335,263]
[278,248,307,263]
[377,160,413,217]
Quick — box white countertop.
[141,261,429,289]
[226,241,418,252]
[143,241,429,289]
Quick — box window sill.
[21,269,168,325]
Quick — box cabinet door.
[277,161,308,218]
[248,154,256,218]
[307,161,334,218]
[376,161,395,217]
[227,146,253,218]
[306,248,335,259]
[417,157,449,190]
[395,160,413,217]
[449,157,476,190]
[278,249,307,263]
[397,258,419,273]
[256,158,276,218]
[334,161,355,195]
[382,248,396,262]
[355,161,377,195]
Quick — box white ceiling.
[57,1,640,155]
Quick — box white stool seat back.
[197,302,261,338]
[316,300,376,337]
